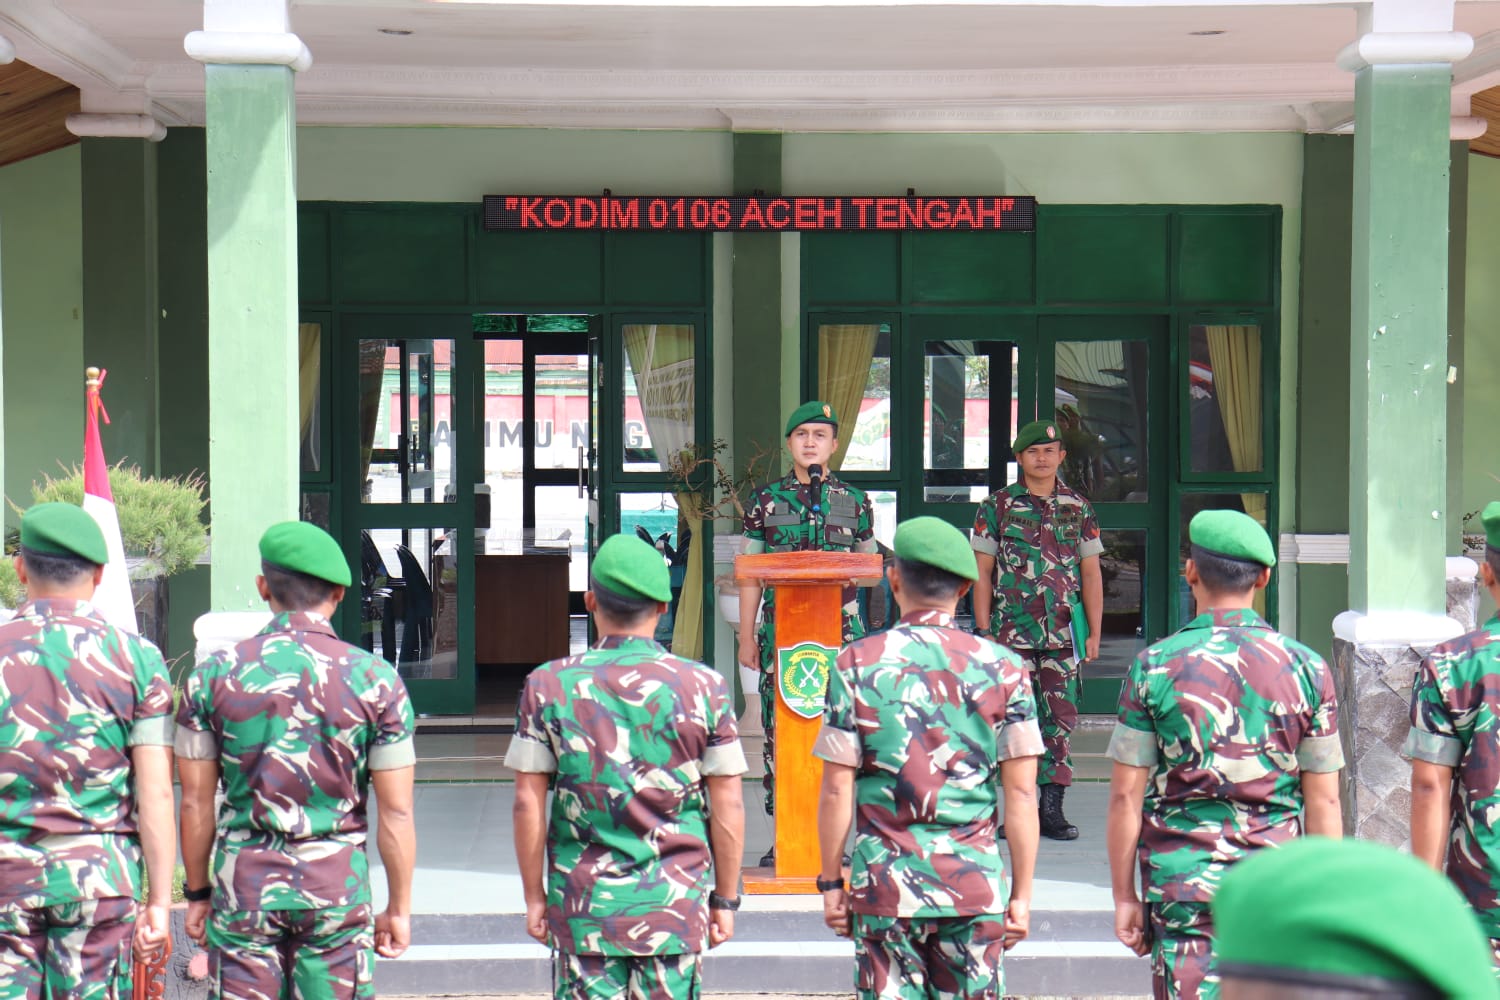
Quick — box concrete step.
[375,909,1151,997]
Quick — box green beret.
[258,521,352,587]
[592,533,671,603]
[893,516,978,582]
[1484,500,1500,550]
[20,502,108,566]
[1012,420,1061,454]
[1213,838,1497,999]
[784,401,838,438]
[1188,509,1276,568]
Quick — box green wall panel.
[1177,212,1275,305]
[908,231,1033,304]
[606,232,706,306]
[298,207,330,305]
[1037,210,1169,304]
[335,209,468,304]
[475,230,603,305]
[802,232,899,305]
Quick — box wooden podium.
[736,550,883,893]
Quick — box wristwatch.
[815,876,845,892]
[708,891,741,911]
[973,626,991,637]
[183,885,212,903]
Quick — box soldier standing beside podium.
[971,419,1103,841]
[739,401,877,868]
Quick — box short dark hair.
[261,561,339,611]
[1190,544,1265,594]
[1487,544,1500,582]
[589,574,658,626]
[18,545,97,588]
[893,557,966,603]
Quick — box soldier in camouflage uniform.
[1106,510,1344,1000]
[816,516,1043,1000]
[1408,500,1500,969]
[0,503,177,1000]
[970,419,1102,840]
[508,533,747,1000]
[740,401,877,861]
[175,521,416,1000]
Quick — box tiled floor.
[388,720,1121,915]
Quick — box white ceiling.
[6,0,1500,131]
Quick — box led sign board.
[483,195,1036,233]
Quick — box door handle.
[577,446,586,498]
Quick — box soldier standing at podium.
[739,401,877,868]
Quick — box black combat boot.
[1039,783,1079,841]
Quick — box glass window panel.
[921,340,1014,502]
[1178,492,1271,621]
[299,492,331,531]
[1054,339,1149,503]
[1187,324,1263,475]
[818,324,891,472]
[299,323,322,473]
[1089,529,1148,689]
[358,338,457,504]
[618,493,685,646]
[536,352,589,472]
[362,526,457,680]
[622,324,696,473]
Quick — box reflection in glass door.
[347,318,474,716]
[1041,317,1168,714]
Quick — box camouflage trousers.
[209,902,374,1000]
[0,896,136,1000]
[1017,649,1079,786]
[852,912,1005,1000]
[553,950,701,1000]
[1149,901,1218,1000]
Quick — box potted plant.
[20,463,208,659]
[665,438,777,630]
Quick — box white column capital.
[184,30,312,72]
[0,33,15,64]
[1337,31,1474,72]
[205,0,290,35]
[65,113,167,142]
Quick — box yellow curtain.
[817,325,880,472]
[1205,325,1267,614]
[1204,325,1264,522]
[299,325,321,468]
[622,325,704,659]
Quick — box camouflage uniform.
[970,480,1101,787]
[813,610,1043,1000]
[1107,608,1344,1000]
[743,470,876,813]
[506,635,747,1000]
[0,598,174,1000]
[1405,614,1500,963]
[175,611,415,1000]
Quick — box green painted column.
[1347,64,1455,615]
[731,133,783,483]
[81,138,160,473]
[202,64,300,610]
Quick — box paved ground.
[377,724,1121,915]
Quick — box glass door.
[473,315,595,690]
[1037,316,1169,713]
[343,315,475,716]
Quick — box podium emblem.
[777,641,837,720]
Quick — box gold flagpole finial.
[85,367,101,385]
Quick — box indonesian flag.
[83,369,138,634]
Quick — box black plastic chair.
[394,544,434,665]
[359,531,399,658]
